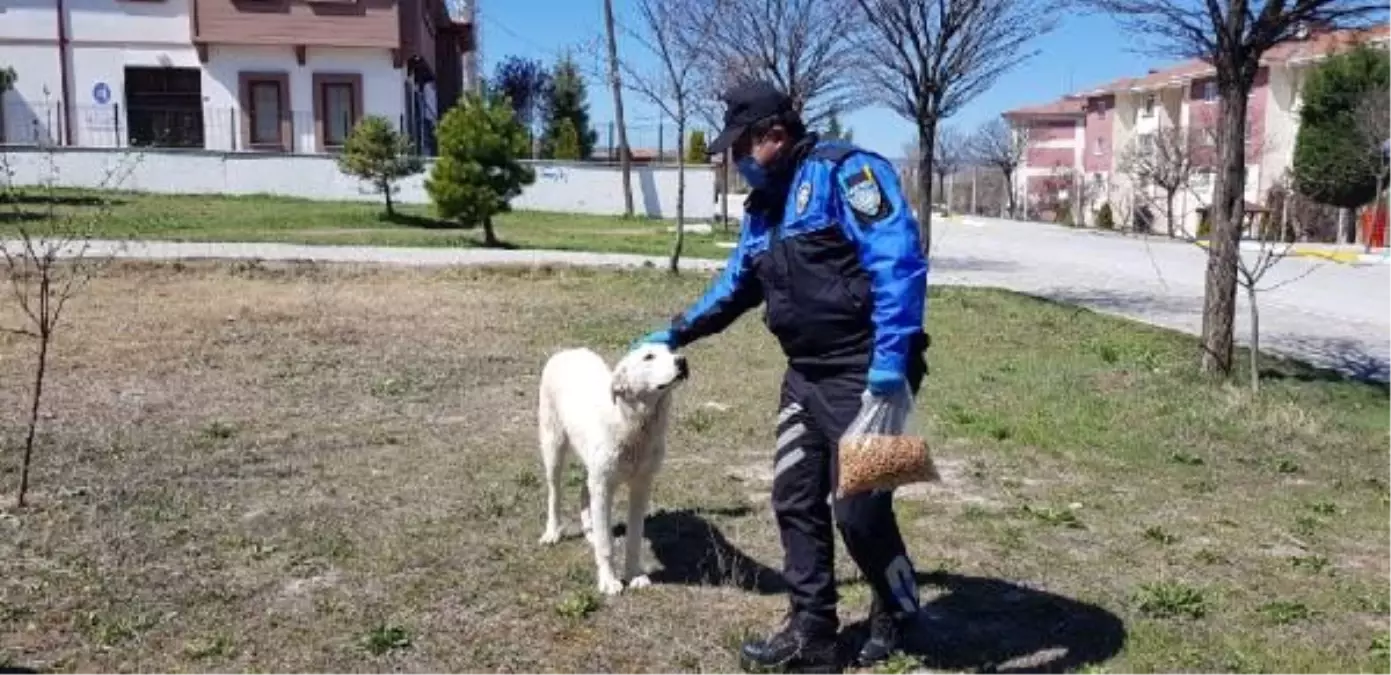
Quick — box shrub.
[1197,210,1212,238]
[551,119,582,161]
[425,91,535,246]
[1096,202,1115,229]
[1056,201,1074,226]
[687,129,708,163]
[335,115,423,217]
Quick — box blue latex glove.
[866,368,906,397]
[631,329,674,351]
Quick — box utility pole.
[971,166,978,215]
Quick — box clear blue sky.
[471,1,1190,159]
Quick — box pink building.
[1002,24,1389,233]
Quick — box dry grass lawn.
[0,261,1386,673]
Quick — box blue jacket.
[667,135,929,379]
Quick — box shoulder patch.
[840,163,888,225]
[795,181,811,215]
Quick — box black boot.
[854,595,908,667]
[739,613,842,674]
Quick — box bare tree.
[969,118,1030,217]
[1118,125,1200,238]
[620,0,720,274]
[682,0,860,127]
[603,0,635,218]
[1084,0,1386,375]
[0,146,137,507]
[848,0,1059,255]
[933,125,967,211]
[1354,86,1389,251]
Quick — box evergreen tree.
[552,119,582,160]
[686,129,707,163]
[426,91,536,247]
[335,115,423,217]
[1292,44,1390,210]
[540,54,598,160]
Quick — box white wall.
[0,44,63,145]
[202,45,406,153]
[0,1,60,42]
[67,0,194,43]
[1,148,719,219]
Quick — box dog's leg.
[538,403,566,546]
[586,468,624,595]
[579,481,592,537]
[623,471,654,590]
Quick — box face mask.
[737,156,768,190]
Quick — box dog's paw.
[627,575,652,590]
[538,528,563,546]
[596,575,624,596]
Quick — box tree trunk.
[1248,284,1260,393]
[915,117,937,256]
[1337,206,1353,245]
[1165,189,1176,238]
[383,181,395,217]
[483,216,499,247]
[1199,78,1251,376]
[18,288,51,508]
[1371,181,1388,253]
[1004,169,1016,218]
[670,117,686,275]
[603,0,633,218]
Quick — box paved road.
[930,217,1389,383]
[10,222,1388,382]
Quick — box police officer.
[635,80,931,673]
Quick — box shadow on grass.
[842,571,1127,674]
[0,192,125,208]
[0,211,47,223]
[641,510,1126,673]
[378,211,469,230]
[1260,336,1390,390]
[0,666,41,674]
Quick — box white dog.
[536,342,690,595]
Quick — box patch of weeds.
[1134,582,1209,619]
[1222,648,1264,674]
[0,604,34,623]
[1275,458,1301,474]
[1017,503,1084,529]
[873,651,924,674]
[1372,634,1390,659]
[1357,594,1391,614]
[370,372,422,398]
[566,465,585,488]
[514,469,540,490]
[1169,451,1205,466]
[990,424,1013,441]
[996,526,1026,551]
[1292,515,1323,537]
[1289,554,1331,575]
[202,420,237,440]
[1306,500,1340,516]
[360,623,412,656]
[1183,479,1216,494]
[961,504,994,521]
[1258,600,1315,625]
[81,611,159,647]
[1096,343,1121,364]
[1143,525,1178,545]
[682,407,718,433]
[1194,549,1228,565]
[555,590,601,620]
[184,634,235,660]
[1077,663,1109,674]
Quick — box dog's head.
[611,342,690,402]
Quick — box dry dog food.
[836,432,940,499]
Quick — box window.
[1093,136,1104,155]
[239,73,290,151]
[1201,80,1218,101]
[1142,94,1156,117]
[313,73,363,151]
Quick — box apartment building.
[0,0,478,153]
[1003,24,1389,234]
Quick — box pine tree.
[425,92,536,247]
[686,130,707,163]
[1293,44,1390,211]
[335,115,423,217]
[552,119,582,160]
[540,54,598,160]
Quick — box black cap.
[706,80,794,157]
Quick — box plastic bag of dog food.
[835,384,939,499]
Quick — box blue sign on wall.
[92,82,111,105]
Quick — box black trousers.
[770,351,928,635]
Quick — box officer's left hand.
[866,368,906,398]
